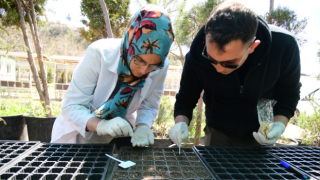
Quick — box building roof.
[0,51,85,64]
[49,55,82,63]
[0,51,52,62]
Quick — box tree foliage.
[264,6,307,47]
[143,0,185,15]
[0,0,46,28]
[79,0,131,43]
[174,0,223,47]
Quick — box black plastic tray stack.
[110,147,214,180]
[0,141,39,169]
[194,146,308,180]
[263,146,320,179]
[0,143,115,180]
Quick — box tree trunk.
[23,2,36,49]
[194,90,204,145]
[29,0,53,117]
[99,0,113,38]
[169,44,185,67]
[16,0,42,102]
[270,0,274,12]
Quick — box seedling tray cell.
[262,146,320,179]
[194,146,307,180]
[110,147,214,180]
[1,143,114,180]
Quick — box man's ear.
[249,39,261,54]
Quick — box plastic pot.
[151,138,174,147]
[275,138,299,146]
[0,114,28,140]
[25,116,56,142]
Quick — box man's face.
[205,35,258,75]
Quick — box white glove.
[96,117,133,137]
[169,122,189,148]
[253,121,286,145]
[131,126,154,147]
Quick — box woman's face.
[129,54,161,77]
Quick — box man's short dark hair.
[205,2,258,52]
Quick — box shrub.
[153,95,175,139]
[0,98,62,117]
[297,109,320,147]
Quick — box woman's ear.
[249,39,261,54]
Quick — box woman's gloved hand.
[253,121,286,145]
[96,117,133,137]
[169,122,189,148]
[131,125,154,147]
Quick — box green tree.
[173,0,223,65]
[0,0,46,28]
[79,0,131,43]
[264,6,307,47]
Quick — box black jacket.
[174,17,301,139]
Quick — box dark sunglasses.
[202,39,255,69]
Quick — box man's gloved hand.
[169,122,189,148]
[131,125,154,147]
[253,121,286,145]
[96,117,133,137]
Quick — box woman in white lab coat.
[51,5,174,148]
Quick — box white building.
[0,55,16,81]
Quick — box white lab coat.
[51,38,169,143]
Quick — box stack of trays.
[0,141,39,169]
[0,143,114,180]
[110,147,214,180]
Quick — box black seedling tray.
[0,143,115,180]
[194,146,309,180]
[0,140,39,170]
[263,146,320,179]
[110,146,214,180]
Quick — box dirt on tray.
[166,161,178,166]
[170,172,183,178]
[157,172,170,178]
[143,165,155,171]
[169,166,180,171]
[183,172,198,178]
[197,172,212,178]
[129,172,142,178]
[156,166,168,171]
[154,156,165,160]
[143,171,156,179]
[144,156,153,160]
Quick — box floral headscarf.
[96,5,174,120]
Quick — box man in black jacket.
[169,2,301,147]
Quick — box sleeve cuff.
[274,107,294,120]
[174,109,193,122]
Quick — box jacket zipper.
[235,63,260,140]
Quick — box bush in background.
[297,108,320,147]
[0,98,62,117]
[153,95,175,139]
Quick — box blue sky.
[44,0,320,75]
